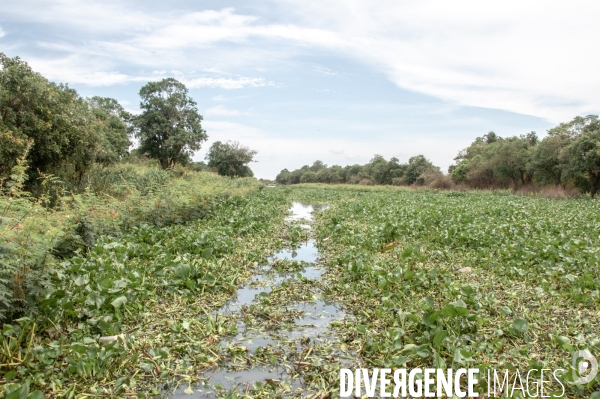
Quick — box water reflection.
[285,202,329,222]
[169,202,352,398]
[270,239,318,263]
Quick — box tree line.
[0,53,257,193]
[276,155,442,186]
[276,115,600,197]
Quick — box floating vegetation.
[3,185,600,398]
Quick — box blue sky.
[2,1,599,178]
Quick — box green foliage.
[206,140,257,177]
[1,185,285,397]
[275,154,439,186]
[88,96,132,166]
[0,152,66,321]
[561,121,600,197]
[0,53,131,188]
[133,78,207,169]
[450,116,600,195]
[0,161,262,322]
[530,134,569,186]
[287,185,600,397]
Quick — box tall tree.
[206,141,257,177]
[404,155,438,185]
[134,78,207,168]
[490,133,536,188]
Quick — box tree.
[561,123,600,197]
[0,53,104,185]
[404,155,439,185]
[362,154,404,184]
[530,134,569,186]
[275,168,291,184]
[300,171,317,183]
[206,141,257,177]
[133,78,207,168]
[88,96,131,166]
[489,134,536,188]
[309,160,327,172]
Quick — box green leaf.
[5,383,28,399]
[356,324,366,334]
[71,342,87,354]
[4,371,17,381]
[556,336,572,351]
[416,345,430,358]
[111,296,128,309]
[460,285,474,296]
[201,248,213,260]
[513,318,529,333]
[27,392,44,399]
[433,330,448,347]
[401,344,417,353]
[174,264,190,279]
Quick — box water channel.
[169,202,357,398]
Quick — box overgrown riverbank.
[1,179,286,397]
[2,184,599,398]
[1,162,263,321]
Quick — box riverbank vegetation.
[276,115,600,197]
[3,184,599,397]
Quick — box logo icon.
[572,350,598,385]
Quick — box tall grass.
[0,161,263,322]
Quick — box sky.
[2,1,599,179]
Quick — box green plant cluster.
[451,118,600,196]
[0,54,132,189]
[1,162,262,323]
[1,188,288,397]
[286,185,600,397]
[275,155,440,186]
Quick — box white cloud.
[26,54,273,89]
[283,0,600,121]
[185,77,274,90]
[204,105,243,116]
[0,27,5,38]
[4,0,599,120]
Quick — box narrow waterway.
[169,202,357,398]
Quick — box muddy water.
[169,202,352,398]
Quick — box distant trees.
[449,115,600,197]
[275,154,441,187]
[276,114,600,197]
[206,141,257,177]
[561,117,600,196]
[133,78,207,169]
